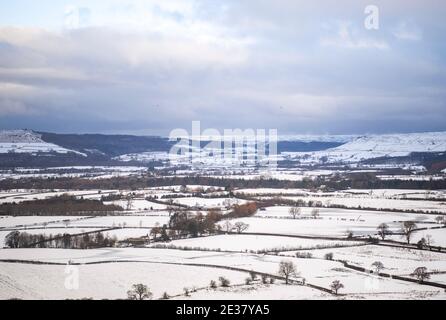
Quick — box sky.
[0,0,445,136]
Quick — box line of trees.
[2,173,446,192]
[4,230,118,249]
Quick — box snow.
[237,188,446,201]
[387,227,446,247]
[106,199,168,210]
[229,207,439,238]
[162,234,365,252]
[0,262,248,300]
[279,245,446,282]
[0,228,101,247]
[0,228,155,247]
[1,182,445,299]
[0,130,86,156]
[0,216,91,229]
[1,247,444,299]
[0,190,118,204]
[235,188,307,195]
[168,197,246,209]
[49,216,170,228]
[281,195,446,213]
[378,175,445,181]
[176,283,332,300]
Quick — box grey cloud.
[0,0,445,135]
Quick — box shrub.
[161,292,169,300]
[219,276,231,287]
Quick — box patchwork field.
[0,184,445,300]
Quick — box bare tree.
[330,280,344,295]
[127,284,153,300]
[278,260,297,285]
[371,261,384,274]
[435,216,444,224]
[311,208,320,219]
[161,292,169,300]
[401,221,417,244]
[377,223,390,240]
[223,220,233,233]
[167,205,175,216]
[234,222,249,234]
[425,234,434,250]
[411,267,430,283]
[289,207,301,219]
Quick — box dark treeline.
[1,172,446,191]
[4,230,118,249]
[0,194,123,216]
[0,152,144,169]
[253,197,445,215]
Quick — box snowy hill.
[290,132,446,164]
[0,130,85,155]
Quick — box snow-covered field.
[387,227,446,247]
[0,190,118,204]
[279,245,446,283]
[167,197,246,209]
[0,262,248,300]
[161,234,365,252]
[1,181,445,300]
[280,196,446,214]
[49,216,170,228]
[226,207,439,238]
[0,236,445,300]
[0,216,91,229]
[105,199,168,210]
[0,130,85,156]
[175,283,332,300]
[0,228,101,247]
[287,132,446,164]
